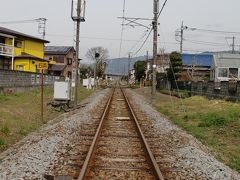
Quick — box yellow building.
[0,26,49,73]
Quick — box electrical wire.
[0,18,42,24]
[128,30,149,54]
[133,0,169,55]
[159,29,187,114]
[189,28,240,35]
[134,29,152,55]
[157,0,168,18]
[184,39,228,47]
[118,0,126,58]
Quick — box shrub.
[0,94,9,102]
[0,139,6,146]
[198,113,228,127]
[19,128,28,136]
[1,125,10,134]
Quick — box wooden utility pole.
[152,0,159,95]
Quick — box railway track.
[77,87,164,179]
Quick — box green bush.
[198,113,228,127]
[1,125,10,134]
[19,128,28,136]
[0,138,6,146]
[0,94,9,102]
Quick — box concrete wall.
[191,81,240,101]
[0,69,64,93]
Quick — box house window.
[218,68,228,78]
[229,68,238,78]
[67,58,72,65]
[17,65,24,71]
[14,39,22,48]
[55,56,64,63]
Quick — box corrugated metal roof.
[214,53,240,67]
[182,53,213,67]
[0,26,49,43]
[44,46,75,55]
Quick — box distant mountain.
[105,56,150,75]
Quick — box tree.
[166,51,182,81]
[86,46,109,78]
[134,61,146,82]
[80,64,93,79]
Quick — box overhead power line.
[134,30,152,55]
[187,27,240,35]
[157,0,168,18]
[0,18,44,24]
[184,39,228,47]
[118,0,126,58]
[133,0,169,55]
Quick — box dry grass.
[154,95,240,172]
[134,87,240,172]
[0,86,93,152]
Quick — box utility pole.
[180,21,184,54]
[71,0,83,108]
[74,1,81,108]
[146,51,149,80]
[128,52,131,85]
[152,0,159,95]
[232,36,235,54]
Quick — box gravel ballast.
[0,89,110,179]
[0,87,239,180]
[126,88,240,180]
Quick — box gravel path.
[126,88,240,180]
[0,89,110,180]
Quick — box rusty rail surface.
[78,87,164,180]
[77,88,115,180]
[121,88,164,180]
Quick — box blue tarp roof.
[182,53,213,67]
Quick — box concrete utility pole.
[128,52,131,85]
[74,0,81,108]
[152,0,159,95]
[180,21,184,54]
[232,36,235,54]
[71,0,82,108]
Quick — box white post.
[11,37,15,70]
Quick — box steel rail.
[78,87,164,179]
[121,88,164,180]
[77,88,115,180]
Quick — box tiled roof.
[15,52,48,62]
[0,26,49,43]
[44,46,75,55]
[49,64,66,71]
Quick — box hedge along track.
[77,87,164,180]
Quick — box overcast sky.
[1,0,240,61]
